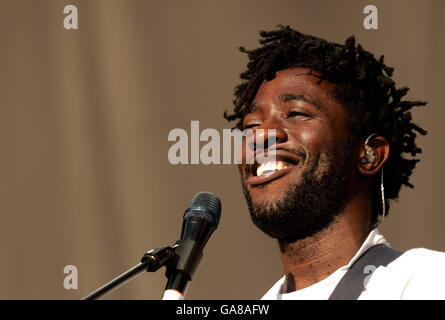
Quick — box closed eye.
[243,123,261,130]
[288,111,309,118]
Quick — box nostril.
[246,140,256,154]
[265,135,277,150]
[253,135,277,151]
[246,128,282,152]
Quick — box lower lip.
[247,166,294,186]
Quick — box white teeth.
[256,160,288,177]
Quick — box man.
[224,25,445,299]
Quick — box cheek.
[294,123,326,158]
[299,129,322,149]
[292,122,340,176]
[236,140,254,167]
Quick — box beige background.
[0,0,443,299]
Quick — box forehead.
[253,67,330,103]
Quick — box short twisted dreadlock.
[224,25,427,220]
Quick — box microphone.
[162,191,221,300]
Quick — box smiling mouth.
[256,160,289,177]
[247,155,300,186]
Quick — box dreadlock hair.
[224,25,427,222]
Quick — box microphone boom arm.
[82,245,175,300]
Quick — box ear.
[357,136,390,175]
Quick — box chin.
[246,170,303,203]
[248,188,288,208]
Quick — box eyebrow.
[278,93,321,109]
[247,92,322,114]
[249,101,260,113]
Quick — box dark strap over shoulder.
[329,243,404,300]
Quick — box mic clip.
[140,239,203,279]
[140,245,176,272]
[165,239,203,281]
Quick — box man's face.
[238,67,356,242]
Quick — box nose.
[247,118,288,152]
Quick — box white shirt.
[262,228,445,300]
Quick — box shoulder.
[390,247,445,299]
[395,247,445,269]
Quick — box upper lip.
[249,149,301,177]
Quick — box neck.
[279,196,373,293]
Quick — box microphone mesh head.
[184,192,221,228]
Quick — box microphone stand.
[82,245,176,300]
